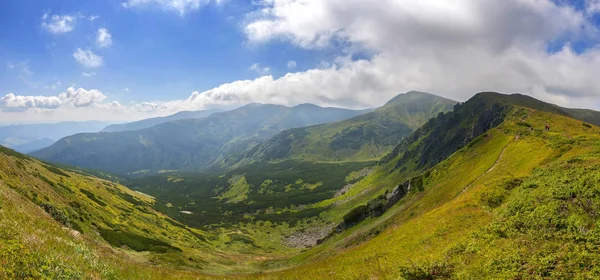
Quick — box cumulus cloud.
[287,60,297,69]
[58,87,108,107]
[0,93,61,110]
[41,13,77,34]
[249,63,271,75]
[122,0,222,15]
[82,72,96,77]
[96,28,113,48]
[5,0,600,123]
[0,87,107,111]
[236,0,600,108]
[73,49,103,68]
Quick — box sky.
[1,0,600,123]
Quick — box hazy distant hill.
[0,121,109,153]
[10,138,55,153]
[33,104,369,175]
[101,110,221,133]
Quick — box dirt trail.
[460,137,513,194]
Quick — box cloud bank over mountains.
[4,0,600,122]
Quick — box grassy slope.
[0,146,290,278]
[237,92,456,165]
[226,107,600,279]
[4,94,600,279]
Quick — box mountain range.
[32,103,370,174]
[3,91,600,279]
[236,91,456,165]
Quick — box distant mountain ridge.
[11,138,55,153]
[232,91,457,165]
[101,109,222,133]
[0,121,110,153]
[32,103,369,175]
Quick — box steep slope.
[232,94,600,279]
[4,92,600,279]
[32,104,368,175]
[0,121,109,152]
[101,109,221,133]
[237,91,456,164]
[0,146,247,278]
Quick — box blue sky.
[0,0,336,104]
[1,0,600,123]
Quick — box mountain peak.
[383,91,456,108]
[294,103,322,109]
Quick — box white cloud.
[96,28,113,48]
[73,49,103,68]
[5,0,600,123]
[89,15,100,21]
[0,93,61,110]
[82,72,96,77]
[237,0,600,108]
[58,87,107,107]
[287,60,297,69]
[0,87,107,111]
[122,0,221,16]
[249,63,271,75]
[123,88,130,92]
[41,13,76,34]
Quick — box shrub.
[343,205,369,227]
[398,261,454,279]
[40,203,71,228]
[42,164,70,177]
[79,189,107,207]
[98,228,181,252]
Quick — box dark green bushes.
[40,203,72,228]
[398,261,454,279]
[343,205,369,227]
[42,164,70,177]
[79,189,107,207]
[98,228,181,253]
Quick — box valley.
[2,91,600,279]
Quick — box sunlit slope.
[234,106,600,279]
[0,146,264,278]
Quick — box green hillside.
[234,97,600,279]
[32,104,369,175]
[3,92,600,279]
[236,91,456,165]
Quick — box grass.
[218,175,250,203]
[2,101,600,279]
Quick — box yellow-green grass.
[219,107,600,279]
[2,106,600,279]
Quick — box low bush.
[98,228,181,253]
